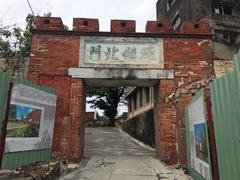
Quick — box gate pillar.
[68,78,86,162]
[154,80,178,164]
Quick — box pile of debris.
[0,158,66,180]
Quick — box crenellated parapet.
[180,21,210,34]
[145,21,173,33]
[73,18,99,32]
[34,16,64,31]
[110,20,136,33]
[32,16,210,34]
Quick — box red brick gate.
[28,17,214,165]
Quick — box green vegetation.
[7,121,25,129]
[0,14,34,77]
[87,87,126,125]
[7,125,39,138]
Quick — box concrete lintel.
[69,68,174,86]
[69,68,174,80]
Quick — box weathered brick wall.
[163,35,213,164]
[28,17,83,161]
[151,21,214,165]
[154,80,177,164]
[28,17,214,165]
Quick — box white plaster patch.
[197,40,210,46]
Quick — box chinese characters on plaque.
[80,36,163,67]
[88,45,155,62]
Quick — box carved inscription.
[80,36,164,68]
[88,44,156,62]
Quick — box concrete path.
[60,127,192,180]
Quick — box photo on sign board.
[194,122,209,164]
[7,104,42,138]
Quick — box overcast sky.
[0,0,158,32]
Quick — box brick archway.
[28,17,214,165]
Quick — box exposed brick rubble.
[28,17,215,166]
[214,60,234,77]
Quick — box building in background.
[126,87,154,120]
[123,87,155,147]
[156,0,240,76]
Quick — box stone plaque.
[80,36,164,68]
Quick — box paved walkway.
[61,127,192,180]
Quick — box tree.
[0,14,34,77]
[0,25,12,57]
[87,87,126,126]
[12,14,34,57]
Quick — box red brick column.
[68,78,85,162]
[154,80,178,165]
